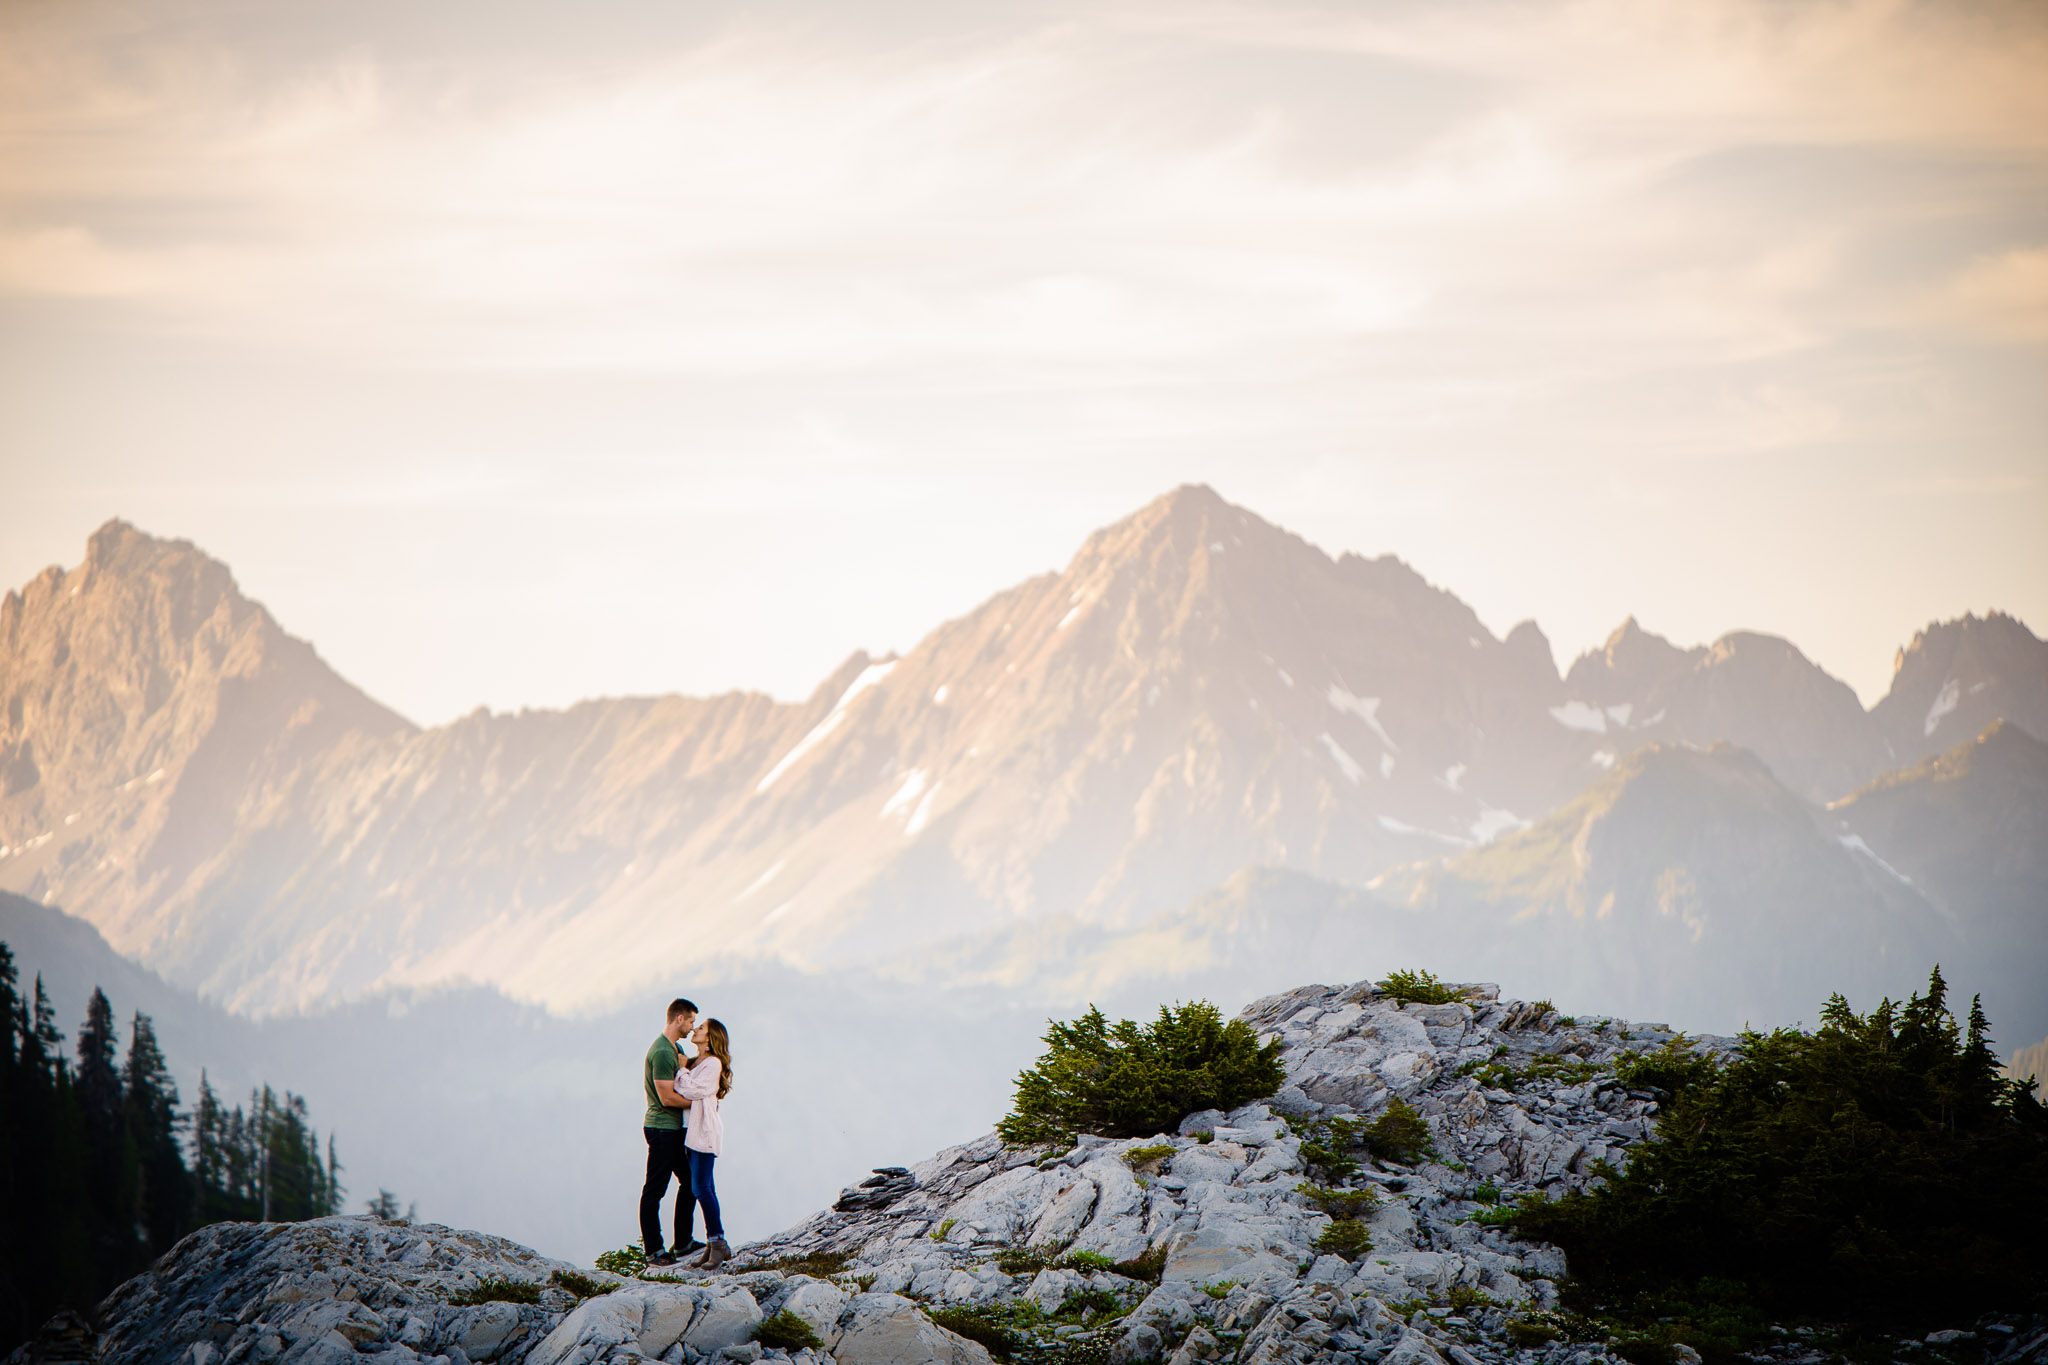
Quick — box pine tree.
[74,989,142,1279]
[123,1012,190,1256]
[32,975,64,1077]
[325,1135,344,1219]
[192,1071,232,1223]
[75,988,122,1128]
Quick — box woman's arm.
[675,1057,721,1101]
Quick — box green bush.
[753,1310,824,1351]
[1612,1036,1720,1098]
[1054,1286,1129,1326]
[1201,1281,1237,1300]
[1061,1249,1118,1273]
[1376,969,1466,1005]
[1445,1284,1494,1312]
[930,1218,956,1243]
[927,1304,1023,1359]
[1296,1182,1379,1220]
[749,1250,853,1279]
[1504,1318,1563,1347]
[548,1269,612,1299]
[1363,1098,1437,1165]
[1294,1116,1363,1183]
[998,1002,1285,1146]
[593,1246,646,1277]
[1509,969,2048,1342]
[996,1242,1065,1276]
[1311,1219,1374,1259]
[1113,1243,1168,1283]
[448,1277,543,1305]
[1122,1143,1174,1170]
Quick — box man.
[641,997,702,1266]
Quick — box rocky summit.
[14,981,2043,1365]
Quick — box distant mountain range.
[2,487,2042,1046]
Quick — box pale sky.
[2,0,2043,727]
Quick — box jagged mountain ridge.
[1,488,2041,1014]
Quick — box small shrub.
[927,1304,1021,1359]
[753,1310,824,1351]
[1294,1116,1363,1183]
[1445,1284,1494,1313]
[1122,1143,1174,1171]
[1114,1243,1168,1283]
[593,1246,646,1277]
[1470,1182,1501,1204]
[1195,1130,1215,1144]
[1296,1182,1379,1220]
[1061,1249,1118,1273]
[1376,969,1466,1005]
[751,1250,853,1279]
[998,1002,1286,1146]
[851,1272,877,1292]
[1363,1098,1437,1165]
[549,1269,611,1299]
[1612,1036,1720,1098]
[1467,1205,1518,1226]
[996,1242,1066,1276]
[931,1218,957,1243]
[1312,1219,1374,1259]
[1055,1286,1128,1326]
[1202,1281,1237,1300]
[449,1277,542,1306]
[1505,1318,1563,1347]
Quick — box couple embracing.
[640,998,734,1268]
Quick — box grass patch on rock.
[448,1277,544,1306]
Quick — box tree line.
[1,942,344,1352]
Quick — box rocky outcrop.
[21,981,2044,1365]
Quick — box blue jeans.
[686,1148,723,1240]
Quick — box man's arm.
[656,1077,691,1109]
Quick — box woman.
[676,1017,733,1269]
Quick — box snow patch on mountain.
[1319,733,1364,785]
[1548,701,1607,733]
[757,660,898,792]
[1326,685,1398,751]
[1925,677,1961,737]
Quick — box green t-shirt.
[643,1034,681,1130]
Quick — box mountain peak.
[1874,609,2047,764]
[1564,616,1698,703]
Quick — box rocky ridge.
[17,980,2044,1365]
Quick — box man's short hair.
[667,998,698,1022]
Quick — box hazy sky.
[2,0,2043,726]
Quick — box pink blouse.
[676,1055,724,1155]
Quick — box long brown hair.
[698,1018,733,1099]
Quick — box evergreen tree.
[31,976,63,1075]
[74,989,141,1283]
[0,942,347,1354]
[123,1012,188,1256]
[325,1135,345,1218]
[192,1071,232,1223]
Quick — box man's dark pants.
[641,1126,693,1255]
